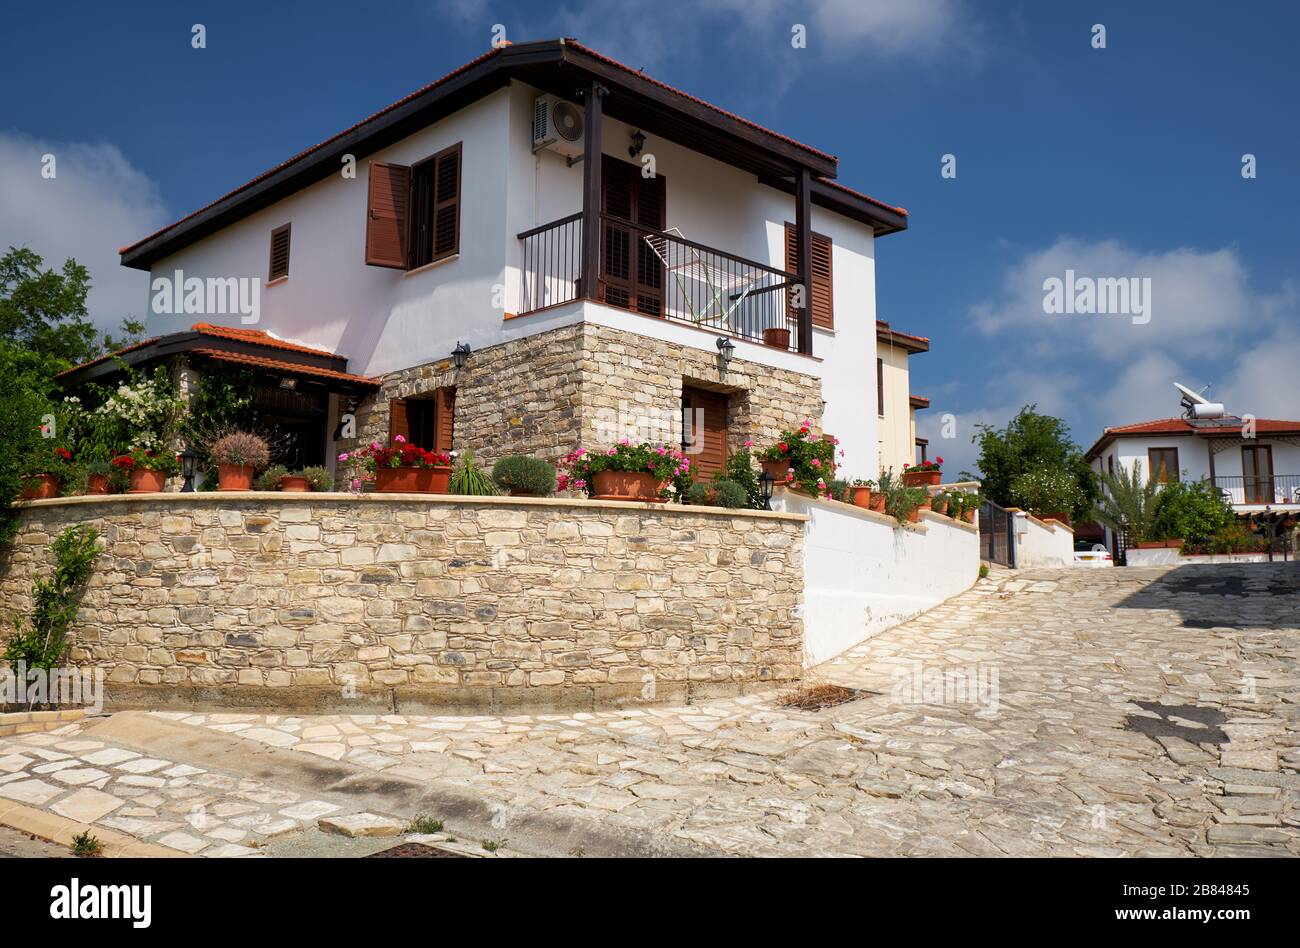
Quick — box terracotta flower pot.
[907,506,921,523]
[762,327,790,350]
[508,488,539,497]
[1135,540,1164,549]
[591,469,663,502]
[850,486,873,509]
[218,464,256,491]
[870,491,887,513]
[963,508,976,523]
[20,474,61,500]
[374,466,451,494]
[932,499,948,516]
[760,459,791,483]
[279,475,311,492]
[902,470,941,487]
[86,474,110,495]
[1164,538,1183,549]
[128,468,166,493]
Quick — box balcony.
[1214,474,1300,506]
[517,213,803,354]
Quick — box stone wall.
[0,495,806,712]
[343,321,823,469]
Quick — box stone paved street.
[2,563,1297,856]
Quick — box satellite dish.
[1174,381,1209,405]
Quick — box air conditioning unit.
[532,94,585,160]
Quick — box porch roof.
[55,323,378,393]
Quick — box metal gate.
[979,499,1016,568]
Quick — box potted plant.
[448,450,498,495]
[280,472,312,492]
[931,492,949,516]
[208,431,270,491]
[111,449,180,493]
[340,436,453,493]
[300,466,333,492]
[758,423,838,499]
[84,459,112,495]
[762,326,791,350]
[255,464,290,491]
[557,441,692,502]
[21,440,75,499]
[901,457,943,487]
[492,454,557,497]
[849,478,874,509]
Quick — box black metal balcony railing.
[516,213,801,353]
[1213,474,1300,505]
[517,212,583,314]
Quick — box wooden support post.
[580,81,607,302]
[795,167,813,355]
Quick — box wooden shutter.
[268,223,291,281]
[876,358,885,417]
[433,386,455,453]
[682,387,728,479]
[388,398,409,445]
[784,224,834,329]
[366,162,411,269]
[601,156,666,315]
[634,170,666,316]
[431,144,461,262]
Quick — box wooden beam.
[580,80,607,302]
[795,167,813,355]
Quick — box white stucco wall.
[771,490,980,666]
[876,344,912,476]
[1013,512,1075,568]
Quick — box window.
[365,143,461,270]
[389,388,455,451]
[1148,447,1179,483]
[268,223,291,281]
[1107,454,1114,476]
[784,224,834,328]
[877,358,885,417]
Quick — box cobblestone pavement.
[3,564,1298,856]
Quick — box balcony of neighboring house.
[1214,474,1300,508]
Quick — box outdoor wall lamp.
[628,130,646,158]
[179,449,198,493]
[452,341,472,369]
[760,470,774,511]
[716,336,736,369]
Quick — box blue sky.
[2,0,1297,474]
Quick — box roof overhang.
[759,175,908,236]
[121,39,847,271]
[909,395,931,410]
[876,321,929,353]
[56,330,378,394]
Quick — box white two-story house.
[73,39,920,482]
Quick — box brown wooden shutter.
[877,358,884,417]
[366,162,411,269]
[634,169,666,316]
[682,387,728,479]
[268,223,291,281]
[433,386,455,453]
[784,224,834,329]
[388,398,409,445]
[431,144,461,262]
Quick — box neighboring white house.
[87,38,916,484]
[875,320,930,476]
[1083,386,1300,552]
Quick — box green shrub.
[491,454,555,496]
[1150,477,1234,547]
[877,470,928,524]
[1011,465,1085,517]
[255,464,290,491]
[409,814,444,834]
[299,466,333,492]
[713,479,748,509]
[449,450,498,496]
[722,450,763,509]
[685,482,712,506]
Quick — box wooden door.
[682,387,728,479]
[1242,444,1274,503]
[600,155,666,316]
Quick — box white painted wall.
[1014,512,1074,568]
[771,490,980,666]
[876,344,912,476]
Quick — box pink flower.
[338,452,350,462]
[573,479,587,490]
[394,434,406,444]
[743,440,754,448]
[811,458,821,468]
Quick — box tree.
[1092,460,1161,542]
[0,341,59,542]
[0,246,146,369]
[964,405,1098,520]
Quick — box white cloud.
[956,238,1300,479]
[0,131,168,331]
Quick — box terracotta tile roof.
[1084,416,1300,459]
[188,322,336,357]
[876,319,930,351]
[55,335,162,378]
[816,176,908,217]
[564,40,836,163]
[190,349,379,387]
[909,395,931,409]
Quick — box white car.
[1073,544,1113,568]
